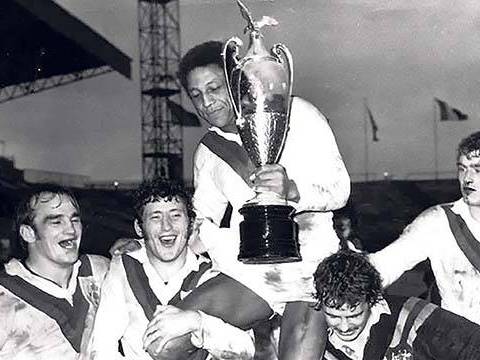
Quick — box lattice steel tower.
[138,0,183,181]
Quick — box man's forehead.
[324,302,366,314]
[459,152,480,165]
[30,192,77,213]
[187,65,224,87]
[144,196,187,210]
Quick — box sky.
[1,0,479,183]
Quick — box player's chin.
[463,194,480,206]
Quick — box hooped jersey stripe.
[388,297,437,350]
[121,254,213,320]
[0,255,93,353]
[200,131,254,186]
[442,205,480,272]
[121,254,160,321]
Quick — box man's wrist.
[287,179,300,202]
[189,310,205,348]
[188,310,203,333]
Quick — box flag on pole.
[434,98,468,121]
[366,104,379,141]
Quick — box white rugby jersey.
[193,97,350,313]
[89,242,255,360]
[370,199,480,324]
[0,255,109,360]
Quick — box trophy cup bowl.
[222,5,301,264]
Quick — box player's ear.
[134,219,143,238]
[20,224,36,244]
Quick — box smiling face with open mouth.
[25,193,82,268]
[136,197,190,265]
[323,302,371,343]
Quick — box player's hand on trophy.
[143,305,201,357]
[251,164,300,202]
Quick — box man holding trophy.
[138,2,350,358]
[175,2,351,358]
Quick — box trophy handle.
[271,43,294,163]
[222,37,243,119]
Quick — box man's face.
[323,302,371,342]
[26,193,82,267]
[137,197,190,264]
[186,64,236,133]
[458,153,480,207]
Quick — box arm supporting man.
[279,301,327,359]
[144,273,273,360]
[144,306,255,360]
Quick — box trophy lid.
[223,0,294,167]
[235,0,278,59]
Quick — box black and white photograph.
[1,0,480,359]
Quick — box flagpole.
[364,98,369,182]
[433,99,438,180]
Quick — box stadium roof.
[0,0,131,89]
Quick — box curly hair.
[14,184,80,260]
[132,178,195,230]
[313,250,383,310]
[457,131,480,161]
[178,41,225,90]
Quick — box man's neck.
[468,204,480,222]
[25,256,74,288]
[146,250,188,284]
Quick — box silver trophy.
[222,0,301,264]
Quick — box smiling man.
[370,131,480,324]
[0,184,109,359]
[179,39,350,360]
[89,179,258,360]
[314,250,480,360]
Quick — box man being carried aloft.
[370,131,480,324]
[313,250,480,360]
[0,184,109,359]
[181,40,351,360]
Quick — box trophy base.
[238,204,301,264]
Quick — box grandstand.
[0,150,461,258]
[350,179,460,252]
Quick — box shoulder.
[289,97,334,142]
[109,253,130,272]
[84,255,110,275]
[193,137,215,167]
[290,96,328,123]
[0,283,25,323]
[413,204,448,224]
[97,255,129,290]
[379,295,405,321]
[398,205,446,238]
[0,283,19,305]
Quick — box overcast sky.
[1,0,479,183]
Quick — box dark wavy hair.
[313,250,383,309]
[14,184,80,260]
[178,41,225,90]
[457,131,480,161]
[132,178,196,234]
